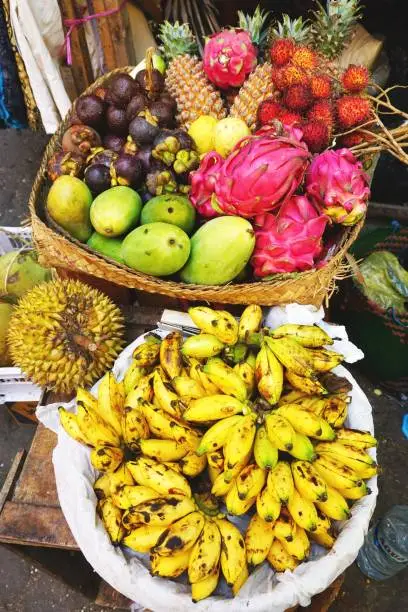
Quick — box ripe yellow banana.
[271,324,333,348]
[254,425,278,470]
[127,457,191,497]
[280,525,310,561]
[316,486,350,521]
[197,415,243,455]
[183,394,245,422]
[125,374,154,406]
[255,344,284,405]
[188,519,221,584]
[108,463,134,495]
[111,484,158,509]
[314,507,332,533]
[132,339,160,367]
[321,396,348,428]
[234,362,256,396]
[273,510,296,542]
[123,361,148,396]
[216,518,246,586]
[98,498,125,545]
[207,449,224,484]
[123,524,166,553]
[278,404,335,440]
[265,336,315,377]
[287,488,318,531]
[288,432,316,461]
[140,401,199,450]
[226,482,256,515]
[211,471,235,497]
[278,390,308,405]
[90,446,124,473]
[153,370,182,417]
[267,461,294,504]
[336,428,377,449]
[224,414,256,475]
[188,359,220,394]
[151,548,192,578]
[310,528,336,549]
[297,396,326,412]
[256,486,281,522]
[232,561,249,596]
[160,331,183,379]
[96,372,124,436]
[337,480,369,500]
[309,348,343,372]
[76,387,98,413]
[267,538,299,572]
[139,438,188,462]
[181,334,225,359]
[264,412,295,452]
[203,358,247,401]
[59,407,89,445]
[123,494,196,528]
[121,406,149,451]
[313,455,363,490]
[245,513,275,566]
[291,461,328,502]
[94,474,111,500]
[163,461,183,473]
[238,304,263,342]
[314,441,375,467]
[180,451,207,477]
[191,566,219,602]
[188,306,239,345]
[285,370,328,396]
[76,404,121,448]
[172,376,206,400]
[153,511,205,556]
[236,464,266,500]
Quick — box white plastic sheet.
[37,306,377,612]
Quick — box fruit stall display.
[36,302,377,606]
[28,2,408,305]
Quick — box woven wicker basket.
[29,67,363,307]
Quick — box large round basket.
[29,66,363,307]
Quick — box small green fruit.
[47,175,93,242]
[87,233,124,263]
[90,186,142,237]
[140,194,196,235]
[121,222,190,276]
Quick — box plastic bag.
[36,306,377,612]
[359,250,408,314]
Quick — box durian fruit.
[159,21,226,129]
[7,279,124,393]
[310,0,363,60]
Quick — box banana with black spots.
[291,461,328,502]
[245,513,275,566]
[216,518,246,586]
[270,324,333,348]
[127,457,191,497]
[267,461,294,504]
[122,494,195,528]
[254,425,279,470]
[160,331,183,379]
[90,446,124,473]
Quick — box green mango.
[47,175,93,242]
[90,186,142,237]
[0,251,51,301]
[87,233,124,263]
[141,194,196,235]
[180,216,255,285]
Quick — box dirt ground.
[0,128,407,611]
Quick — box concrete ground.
[0,128,407,610]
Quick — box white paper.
[37,306,377,612]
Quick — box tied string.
[63,0,127,65]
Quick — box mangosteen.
[126,93,149,122]
[152,129,179,165]
[134,147,152,172]
[47,150,84,182]
[103,133,126,153]
[111,154,145,189]
[146,161,177,196]
[106,106,129,136]
[129,116,159,146]
[86,148,118,168]
[158,93,177,113]
[174,129,194,151]
[84,164,111,194]
[107,73,139,109]
[149,99,175,127]
[94,87,107,101]
[135,69,164,95]
[76,94,105,127]
[121,136,138,156]
[62,124,101,157]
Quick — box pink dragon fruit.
[305,148,370,226]
[203,29,257,89]
[212,127,311,218]
[251,195,328,276]
[189,152,224,218]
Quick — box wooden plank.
[0,501,79,549]
[93,0,116,72]
[95,580,132,609]
[13,425,59,507]
[0,450,25,513]
[106,0,133,69]
[60,0,94,93]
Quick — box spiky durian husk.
[229,63,274,131]
[7,279,124,393]
[165,55,227,129]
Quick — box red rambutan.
[271,67,287,91]
[270,38,295,67]
[307,100,335,129]
[336,95,372,129]
[310,74,332,99]
[283,84,312,111]
[279,110,302,126]
[257,98,284,125]
[292,45,318,70]
[339,129,375,148]
[281,63,309,87]
[301,120,330,152]
[341,64,370,93]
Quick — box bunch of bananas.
[59,304,377,599]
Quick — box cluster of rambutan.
[258,38,373,152]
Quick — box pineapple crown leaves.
[310,0,363,60]
[237,4,271,50]
[158,21,199,62]
[268,14,312,45]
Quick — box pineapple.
[230,6,273,131]
[158,21,226,129]
[268,14,312,47]
[310,0,363,60]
